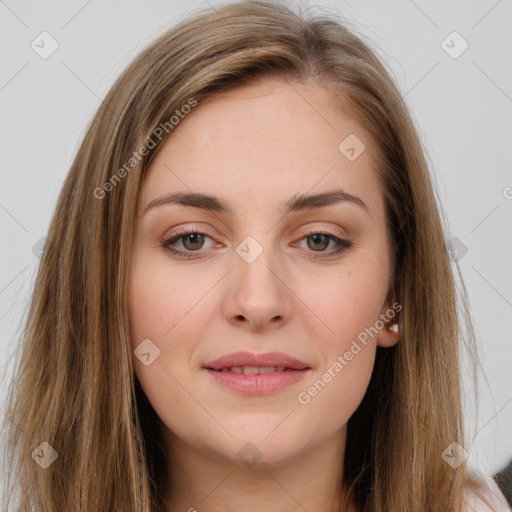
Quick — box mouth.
[203,350,311,371]
[202,351,311,395]
[207,365,299,374]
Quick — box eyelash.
[161,226,352,260]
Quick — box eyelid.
[164,223,219,241]
[297,223,347,239]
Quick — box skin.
[128,77,400,512]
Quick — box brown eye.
[306,233,331,251]
[181,233,206,251]
[296,229,352,258]
[161,229,216,259]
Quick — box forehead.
[140,77,383,216]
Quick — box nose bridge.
[224,230,292,328]
[234,232,282,295]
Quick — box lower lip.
[204,368,310,395]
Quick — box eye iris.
[183,233,204,250]
[307,234,329,251]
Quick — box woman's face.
[128,77,398,468]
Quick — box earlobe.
[377,321,400,348]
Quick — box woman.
[2,1,509,510]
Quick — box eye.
[161,227,217,259]
[294,226,352,258]
[161,225,352,259]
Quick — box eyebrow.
[143,189,369,216]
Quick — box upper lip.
[203,351,311,371]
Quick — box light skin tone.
[128,77,400,512]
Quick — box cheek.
[293,252,387,417]
[128,258,204,433]
[128,254,212,344]
[128,253,222,408]
[294,294,377,443]
[298,345,376,437]
[302,257,389,346]
[295,276,380,430]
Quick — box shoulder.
[462,479,511,512]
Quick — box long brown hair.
[1,1,495,510]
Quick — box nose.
[221,240,293,332]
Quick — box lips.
[203,351,311,371]
[203,351,311,395]
[203,352,311,396]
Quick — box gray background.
[0,0,511,486]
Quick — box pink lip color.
[203,351,310,371]
[202,351,311,395]
[204,368,310,395]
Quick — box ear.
[376,298,401,348]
